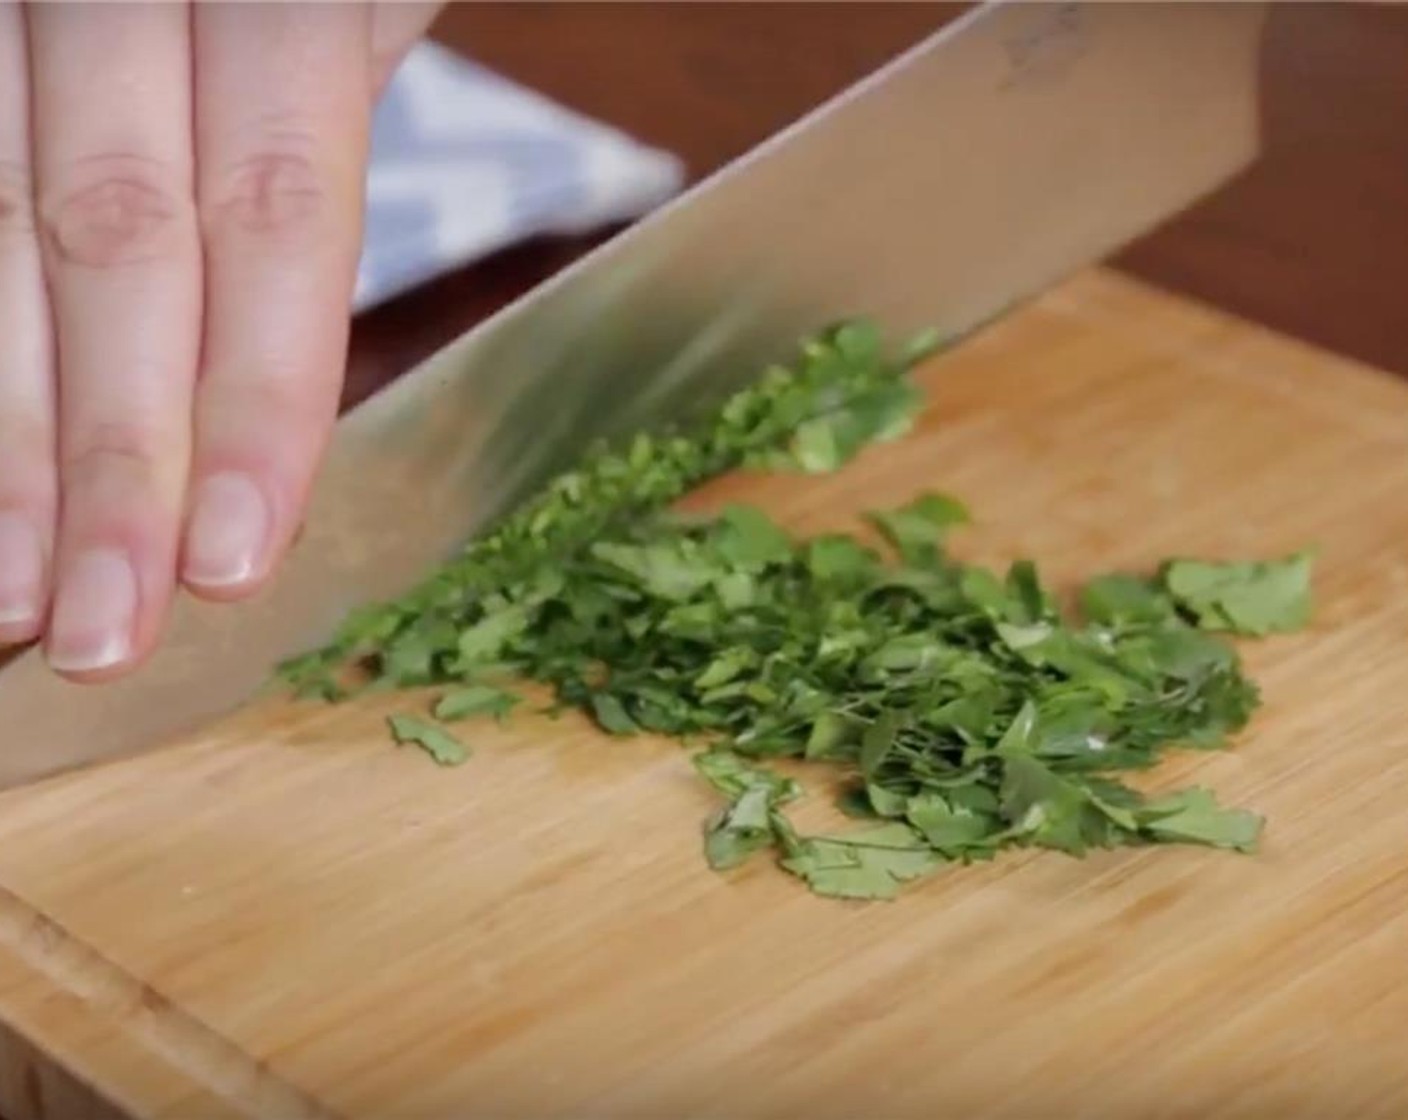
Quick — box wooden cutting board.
[2,268,1407,1120]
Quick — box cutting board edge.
[0,884,320,1120]
[0,981,131,1120]
[0,926,181,1120]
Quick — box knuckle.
[204,366,337,431]
[59,420,185,531]
[204,139,329,241]
[42,155,191,270]
[61,422,164,491]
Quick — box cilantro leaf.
[904,791,999,857]
[781,823,938,900]
[589,693,638,735]
[713,505,793,570]
[454,606,531,667]
[1136,787,1263,852]
[1080,573,1177,628]
[387,714,470,766]
[693,749,800,803]
[804,711,859,760]
[859,710,903,779]
[695,751,801,871]
[867,491,969,564]
[433,684,520,723]
[590,542,717,601]
[703,787,778,870]
[1162,552,1314,636]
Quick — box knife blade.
[0,0,1267,789]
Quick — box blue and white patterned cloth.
[353,41,686,312]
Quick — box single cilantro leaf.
[588,692,639,735]
[703,787,778,870]
[694,647,758,691]
[859,710,902,779]
[387,714,470,766]
[1028,705,1120,766]
[713,571,757,610]
[713,505,794,569]
[726,784,775,831]
[379,618,458,685]
[998,755,1138,855]
[781,823,938,900]
[905,791,998,856]
[833,319,882,363]
[1162,552,1314,636]
[1081,573,1177,628]
[693,750,800,803]
[696,751,800,871]
[591,541,718,601]
[433,684,520,723]
[804,711,858,760]
[1137,787,1263,852]
[865,782,911,818]
[790,417,844,473]
[704,818,773,869]
[863,634,959,674]
[995,620,1057,660]
[993,700,1041,757]
[454,606,530,666]
[792,862,904,900]
[867,491,970,563]
[1075,777,1140,832]
[837,382,925,448]
[1004,560,1055,624]
[958,565,1011,617]
[901,326,945,366]
[805,535,879,583]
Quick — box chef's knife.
[0,0,1267,789]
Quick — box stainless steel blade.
[0,0,1267,788]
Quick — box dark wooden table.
[347,1,1408,408]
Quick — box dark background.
[347,2,1408,404]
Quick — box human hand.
[0,1,443,680]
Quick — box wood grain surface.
[3,269,1408,1118]
[342,1,1408,388]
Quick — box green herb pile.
[281,322,1312,901]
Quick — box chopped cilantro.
[283,321,1313,901]
[1162,552,1314,635]
[387,714,469,767]
[433,684,520,723]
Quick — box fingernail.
[184,473,269,589]
[0,512,44,633]
[46,547,136,673]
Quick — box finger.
[0,1,55,645]
[184,2,371,598]
[28,2,199,678]
[370,2,444,95]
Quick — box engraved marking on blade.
[1001,2,1089,90]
